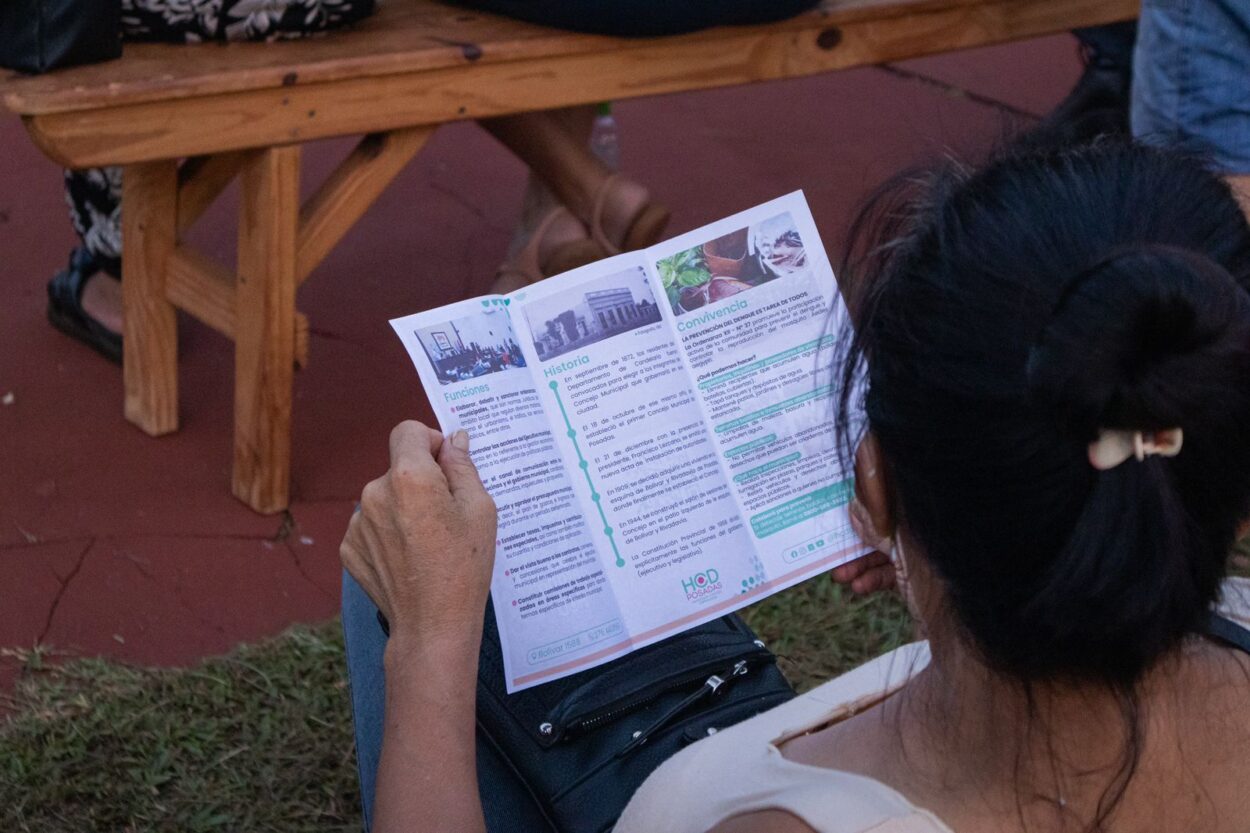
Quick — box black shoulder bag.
[473,598,796,833]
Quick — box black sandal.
[47,248,123,365]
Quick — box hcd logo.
[681,568,723,602]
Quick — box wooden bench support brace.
[177,151,256,235]
[297,127,432,283]
[165,246,310,368]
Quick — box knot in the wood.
[816,27,842,50]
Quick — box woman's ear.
[1237,518,1250,543]
[854,432,894,543]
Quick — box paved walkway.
[0,35,1079,692]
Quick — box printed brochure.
[391,191,868,692]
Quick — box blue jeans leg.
[341,572,553,832]
[341,571,387,832]
[1132,0,1250,174]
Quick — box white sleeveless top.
[615,578,1250,833]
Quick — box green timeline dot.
[617,557,626,567]
[591,493,600,502]
[549,381,558,390]
[567,429,576,438]
[604,527,613,536]
[579,460,588,469]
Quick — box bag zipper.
[616,660,750,756]
[542,649,766,741]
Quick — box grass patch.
[740,574,911,690]
[0,576,908,833]
[0,626,362,833]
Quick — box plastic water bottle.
[589,102,620,171]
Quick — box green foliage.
[656,247,711,290]
[1,585,913,831]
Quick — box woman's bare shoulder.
[707,809,819,833]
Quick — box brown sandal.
[589,173,672,255]
[492,207,606,294]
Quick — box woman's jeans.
[1132,0,1250,174]
[342,571,552,832]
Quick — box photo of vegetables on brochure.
[656,212,809,316]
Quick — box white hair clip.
[1087,428,1184,471]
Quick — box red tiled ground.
[0,34,1081,691]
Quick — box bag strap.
[1203,611,1250,654]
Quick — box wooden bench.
[0,0,1137,514]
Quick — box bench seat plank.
[8,0,1137,168]
[1,0,1111,117]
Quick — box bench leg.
[122,160,180,436]
[233,145,300,514]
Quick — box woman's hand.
[834,501,896,595]
[344,423,496,833]
[340,420,498,649]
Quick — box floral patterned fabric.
[65,0,374,276]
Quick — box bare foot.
[80,272,123,334]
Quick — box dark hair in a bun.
[839,140,1250,685]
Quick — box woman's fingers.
[340,506,389,616]
[830,552,895,596]
[831,556,868,585]
[341,422,499,641]
[388,420,445,473]
[851,561,896,595]
[833,532,896,596]
[832,550,890,583]
[437,431,491,505]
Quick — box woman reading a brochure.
[339,139,1250,833]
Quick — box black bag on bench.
[0,0,122,73]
